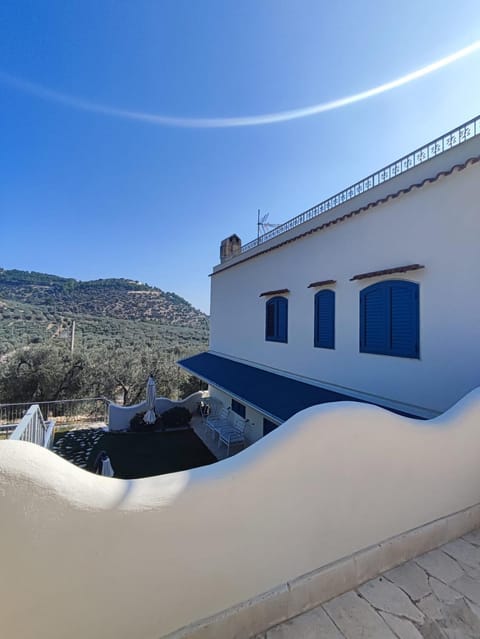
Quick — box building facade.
[180,116,480,442]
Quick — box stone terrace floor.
[256,530,480,638]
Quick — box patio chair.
[206,406,232,439]
[211,411,238,438]
[218,416,250,456]
[200,397,223,420]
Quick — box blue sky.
[1,1,479,313]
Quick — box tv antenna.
[257,209,280,238]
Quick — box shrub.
[161,406,191,429]
[129,412,162,432]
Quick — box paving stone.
[415,551,465,584]
[324,591,397,639]
[419,618,449,639]
[455,561,480,580]
[417,593,447,622]
[442,539,480,569]
[358,577,424,623]
[429,577,463,605]
[385,560,432,601]
[464,600,480,630]
[463,530,480,547]
[266,606,345,638]
[450,575,480,605]
[380,611,424,639]
[415,596,480,638]
[440,598,480,638]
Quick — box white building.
[3,115,480,639]
[180,116,480,441]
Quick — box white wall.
[210,161,480,415]
[2,388,480,639]
[108,391,206,431]
[208,385,267,442]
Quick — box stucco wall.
[210,162,480,415]
[2,388,480,638]
[208,385,266,442]
[108,391,206,430]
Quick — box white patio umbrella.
[100,454,115,477]
[94,451,115,477]
[143,374,157,424]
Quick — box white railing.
[0,397,110,428]
[9,405,54,448]
[238,114,480,256]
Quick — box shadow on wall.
[1,388,480,639]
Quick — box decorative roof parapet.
[210,155,480,277]
[236,115,480,258]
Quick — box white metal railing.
[0,397,110,428]
[238,114,480,256]
[9,405,54,448]
[0,424,16,439]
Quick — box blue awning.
[178,352,420,422]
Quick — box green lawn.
[86,429,217,479]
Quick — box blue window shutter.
[359,290,366,351]
[277,297,288,342]
[390,282,419,357]
[314,290,335,349]
[360,280,419,358]
[361,284,389,353]
[265,299,275,339]
[265,296,288,343]
[231,399,246,418]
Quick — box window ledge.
[350,264,424,281]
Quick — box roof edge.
[210,155,480,277]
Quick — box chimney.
[220,234,242,263]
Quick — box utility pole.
[70,320,76,354]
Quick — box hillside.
[0,268,209,358]
[0,268,208,327]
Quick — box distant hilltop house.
[180,115,480,442]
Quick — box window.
[265,296,288,343]
[360,280,419,358]
[231,399,246,418]
[263,418,279,436]
[314,290,335,349]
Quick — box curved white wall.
[108,391,206,430]
[2,389,480,637]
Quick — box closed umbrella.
[143,374,157,424]
[100,454,115,477]
[94,451,115,477]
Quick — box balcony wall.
[1,388,480,639]
[108,391,206,431]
